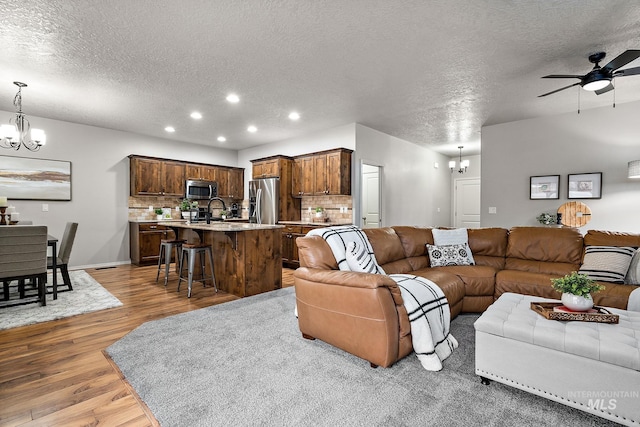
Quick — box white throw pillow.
[427,243,474,267]
[578,246,636,284]
[431,228,475,264]
[625,248,640,284]
[345,241,386,274]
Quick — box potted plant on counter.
[154,208,163,220]
[551,271,605,311]
[180,199,198,220]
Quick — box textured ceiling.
[1,0,640,156]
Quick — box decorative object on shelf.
[449,146,469,174]
[628,160,640,178]
[550,271,605,312]
[0,82,46,151]
[568,172,602,199]
[557,201,591,227]
[0,155,71,201]
[530,175,560,199]
[555,212,562,225]
[536,212,557,225]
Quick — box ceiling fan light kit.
[538,50,640,98]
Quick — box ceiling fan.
[538,50,640,97]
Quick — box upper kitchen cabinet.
[185,163,216,182]
[130,155,185,196]
[227,168,244,199]
[292,148,352,197]
[252,157,281,179]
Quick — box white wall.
[481,100,640,233]
[0,110,238,268]
[354,124,452,227]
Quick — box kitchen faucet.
[206,197,227,223]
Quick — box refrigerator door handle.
[256,188,262,224]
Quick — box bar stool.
[156,239,186,286]
[178,242,217,297]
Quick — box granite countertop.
[157,221,283,231]
[278,221,351,227]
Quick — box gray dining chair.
[0,225,48,307]
[47,222,78,293]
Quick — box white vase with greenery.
[551,272,604,311]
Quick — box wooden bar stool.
[156,239,186,286]
[177,242,217,297]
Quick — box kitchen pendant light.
[449,146,469,174]
[0,82,46,151]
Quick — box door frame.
[357,160,383,228]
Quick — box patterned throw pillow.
[427,243,474,267]
[431,228,475,264]
[345,241,386,274]
[625,248,640,285]
[578,246,636,284]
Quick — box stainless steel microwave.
[185,179,217,200]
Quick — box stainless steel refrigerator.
[249,177,279,224]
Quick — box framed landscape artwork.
[0,155,72,201]
[530,175,560,199]
[568,172,602,199]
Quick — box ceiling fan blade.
[541,74,583,79]
[595,83,614,95]
[538,82,581,97]
[602,50,640,72]
[614,66,640,77]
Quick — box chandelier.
[0,82,46,151]
[449,146,469,174]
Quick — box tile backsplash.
[129,194,353,223]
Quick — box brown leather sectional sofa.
[293,226,640,368]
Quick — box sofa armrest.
[293,267,412,367]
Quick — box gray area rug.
[107,287,615,427]
[0,270,122,330]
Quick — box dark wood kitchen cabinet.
[250,156,300,221]
[130,156,185,196]
[291,148,352,197]
[227,168,244,199]
[251,158,281,179]
[130,222,176,265]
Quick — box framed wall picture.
[568,172,602,199]
[530,175,560,199]
[0,155,72,201]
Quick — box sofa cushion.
[505,227,583,275]
[392,226,433,271]
[364,228,413,273]
[427,243,474,266]
[432,228,475,264]
[584,230,640,248]
[296,235,339,270]
[578,246,635,284]
[468,228,508,269]
[345,241,385,274]
[627,249,640,285]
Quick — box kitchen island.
[158,221,283,298]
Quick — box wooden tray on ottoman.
[530,302,619,324]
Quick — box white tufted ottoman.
[475,293,640,426]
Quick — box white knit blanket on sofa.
[307,225,457,370]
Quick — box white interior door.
[361,164,381,228]
[454,178,481,228]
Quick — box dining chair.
[47,222,78,293]
[0,225,48,307]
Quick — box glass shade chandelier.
[0,82,46,151]
[449,146,469,174]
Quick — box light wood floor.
[0,265,296,427]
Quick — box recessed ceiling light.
[247,125,257,133]
[226,93,240,103]
[190,112,202,119]
[164,126,175,133]
[288,111,300,121]
[217,136,226,142]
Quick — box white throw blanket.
[629,287,640,312]
[390,274,458,371]
[306,225,376,271]
[308,226,457,370]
